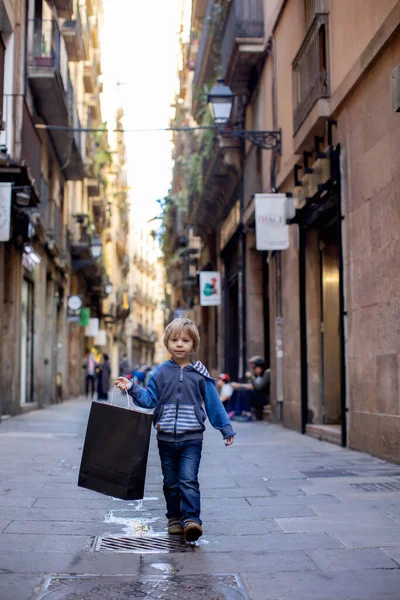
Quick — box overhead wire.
[35,124,218,133]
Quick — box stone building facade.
[169,0,400,462]
[0,0,119,414]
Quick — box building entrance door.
[20,278,34,405]
[224,275,239,380]
[319,221,341,424]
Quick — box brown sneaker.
[168,517,183,535]
[183,520,203,542]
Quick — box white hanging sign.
[94,329,107,346]
[255,193,289,250]
[200,271,221,306]
[0,183,12,242]
[85,318,99,337]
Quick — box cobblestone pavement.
[0,398,400,599]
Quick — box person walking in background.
[114,317,235,542]
[97,353,111,401]
[119,353,131,377]
[83,349,97,400]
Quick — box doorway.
[319,220,341,425]
[224,275,239,380]
[299,183,346,446]
[20,278,34,405]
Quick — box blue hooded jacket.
[127,359,235,442]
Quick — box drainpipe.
[270,35,284,421]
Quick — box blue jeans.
[157,439,202,526]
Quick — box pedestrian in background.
[119,353,131,376]
[97,353,111,401]
[83,349,97,400]
[114,317,235,542]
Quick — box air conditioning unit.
[392,65,400,112]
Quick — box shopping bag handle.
[110,386,130,409]
[109,386,154,415]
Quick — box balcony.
[69,215,92,259]
[192,0,217,116]
[47,200,65,257]
[87,93,102,123]
[51,0,73,18]
[292,13,330,135]
[27,19,84,180]
[189,137,239,233]
[0,96,41,203]
[221,0,264,94]
[83,57,96,94]
[61,4,89,62]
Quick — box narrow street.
[0,399,400,600]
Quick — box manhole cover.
[93,535,195,553]
[301,469,356,478]
[33,575,249,600]
[350,481,400,492]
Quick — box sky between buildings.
[101,0,187,228]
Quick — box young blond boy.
[115,318,235,542]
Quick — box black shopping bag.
[78,395,153,500]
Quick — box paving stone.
[0,533,91,553]
[0,496,38,507]
[244,569,400,600]
[140,550,318,575]
[381,546,400,565]
[276,515,400,533]
[0,574,43,600]
[196,532,341,553]
[202,505,317,521]
[247,494,339,506]
[307,548,400,571]
[3,520,121,536]
[0,507,108,522]
[0,520,11,532]
[33,496,118,509]
[203,519,280,536]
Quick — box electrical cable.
[35,124,219,134]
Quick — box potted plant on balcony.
[34,35,53,68]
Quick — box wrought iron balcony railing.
[192,0,215,93]
[292,13,330,134]
[221,0,264,78]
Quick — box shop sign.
[85,318,99,337]
[0,183,12,242]
[255,193,289,251]
[95,329,107,346]
[67,295,83,322]
[200,271,221,306]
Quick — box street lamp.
[208,79,281,162]
[91,234,102,259]
[207,78,235,125]
[208,79,282,380]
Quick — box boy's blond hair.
[163,318,200,352]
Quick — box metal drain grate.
[34,575,249,600]
[301,469,355,478]
[93,535,195,553]
[350,481,400,492]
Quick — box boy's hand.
[225,436,234,447]
[114,377,132,392]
